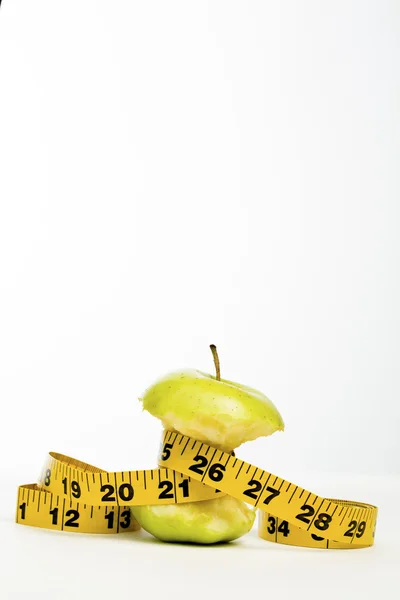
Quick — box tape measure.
[158,431,378,549]
[16,430,378,549]
[16,450,218,534]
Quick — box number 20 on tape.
[15,431,378,549]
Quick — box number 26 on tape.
[161,446,227,484]
[160,445,221,480]
[188,454,226,481]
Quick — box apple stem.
[210,344,221,381]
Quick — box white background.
[0,1,399,598]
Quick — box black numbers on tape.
[267,516,275,534]
[120,510,131,529]
[267,517,290,537]
[158,481,174,499]
[263,486,281,506]
[344,520,366,538]
[62,477,81,498]
[178,479,189,498]
[208,463,225,482]
[161,443,173,461]
[44,469,51,486]
[243,479,262,499]
[100,483,134,502]
[278,521,290,537]
[357,522,366,538]
[243,482,280,504]
[72,481,81,498]
[314,513,332,531]
[101,484,116,502]
[119,484,134,502]
[19,502,26,520]
[49,507,58,525]
[64,509,79,527]
[188,455,225,481]
[296,504,314,524]
[105,510,132,529]
[105,512,114,529]
[295,504,332,531]
[311,534,325,541]
[344,520,357,537]
[188,454,208,475]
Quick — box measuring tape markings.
[16,431,378,548]
[16,484,141,534]
[38,451,221,506]
[16,449,220,534]
[157,431,378,548]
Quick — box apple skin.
[131,495,256,544]
[140,369,284,452]
[134,365,284,544]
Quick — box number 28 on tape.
[15,431,378,549]
[158,431,378,550]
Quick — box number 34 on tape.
[15,431,378,549]
[158,431,378,549]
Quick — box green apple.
[132,495,256,544]
[132,346,284,544]
[139,347,284,452]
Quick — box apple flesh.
[132,358,284,544]
[132,495,256,544]
[139,369,284,452]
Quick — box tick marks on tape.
[16,430,378,549]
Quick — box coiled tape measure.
[16,430,378,549]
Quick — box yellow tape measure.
[16,431,378,549]
[158,431,378,549]
[16,451,218,534]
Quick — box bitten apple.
[132,495,256,544]
[131,346,284,544]
[140,345,284,451]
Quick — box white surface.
[0,1,399,477]
[0,2,399,597]
[1,473,400,599]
